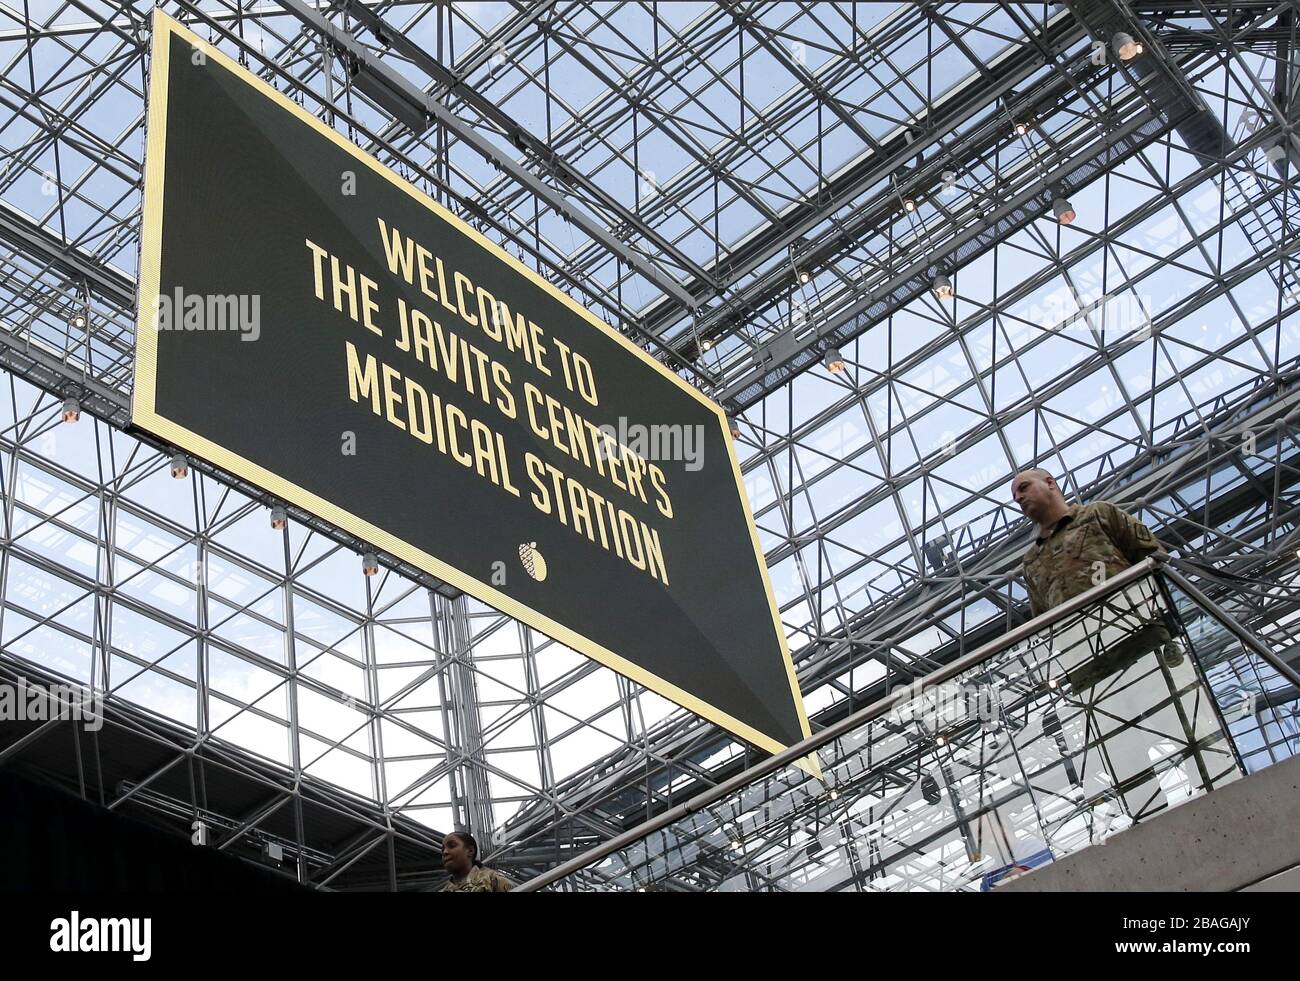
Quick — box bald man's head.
[1011,469,1066,525]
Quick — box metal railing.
[516,557,1300,891]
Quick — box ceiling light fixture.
[1112,31,1140,61]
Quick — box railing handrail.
[515,556,1169,891]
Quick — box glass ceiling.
[0,0,1297,883]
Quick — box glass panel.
[533,567,1283,891]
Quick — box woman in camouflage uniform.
[440,831,513,892]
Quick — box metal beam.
[274,0,701,316]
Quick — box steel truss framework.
[516,560,1299,892]
[0,0,1298,887]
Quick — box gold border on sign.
[134,10,816,772]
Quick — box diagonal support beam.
[273,0,701,317]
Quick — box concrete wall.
[1241,865,1300,892]
[1000,753,1300,892]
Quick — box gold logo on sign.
[519,542,548,582]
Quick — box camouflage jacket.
[440,865,513,893]
[1021,501,1165,617]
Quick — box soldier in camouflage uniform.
[440,831,513,893]
[1011,469,1166,617]
[1009,469,1211,826]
